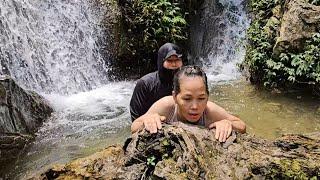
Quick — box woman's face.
[173,76,208,123]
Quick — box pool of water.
[209,79,320,139]
[6,79,320,179]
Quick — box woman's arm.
[131,96,174,134]
[206,101,246,142]
[131,113,166,133]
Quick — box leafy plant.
[241,0,320,94]
[120,0,188,59]
[135,0,187,49]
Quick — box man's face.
[163,55,183,70]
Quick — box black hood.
[157,43,183,84]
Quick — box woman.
[131,65,246,142]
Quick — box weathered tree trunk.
[36,123,320,179]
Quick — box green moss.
[277,159,308,179]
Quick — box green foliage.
[242,0,320,94]
[121,0,188,57]
[135,0,187,50]
[264,33,319,88]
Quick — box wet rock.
[0,75,53,134]
[0,133,32,167]
[34,123,320,179]
[0,75,53,173]
[273,0,320,55]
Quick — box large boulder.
[273,0,320,55]
[0,75,53,173]
[35,123,320,179]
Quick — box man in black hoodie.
[130,43,184,121]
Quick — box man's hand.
[142,114,166,133]
[209,119,232,142]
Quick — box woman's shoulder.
[157,96,175,107]
[206,101,227,113]
[206,101,218,110]
[205,100,230,123]
[149,96,175,114]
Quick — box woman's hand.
[209,119,232,142]
[143,114,166,133]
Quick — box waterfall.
[0,0,113,95]
[189,0,250,82]
[0,1,132,177]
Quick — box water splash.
[0,0,112,95]
[12,81,134,179]
[40,81,134,143]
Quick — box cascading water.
[0,0,112,95]
[0,0,134,178]
[189,0,250,82]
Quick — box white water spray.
[0,0,112,95]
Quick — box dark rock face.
[37,123,320,179]
[0,75,53,133]
[0,75,53,174]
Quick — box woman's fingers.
[145,121,154,133]
[209,122,216,129]
[212,120,233,142]
[214,124,220,140]
[156,117,162,131]
[220,127,227,142]
[144,114,164,134]
[150,120,158,133]
[222,125,230,142]
[160,116,166,122]
[227,126,232,138]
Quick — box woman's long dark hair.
[173,65,209,95]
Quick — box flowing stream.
[1,0,319,178]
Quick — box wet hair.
[173,65,209,95]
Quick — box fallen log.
[35,123,320,179]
